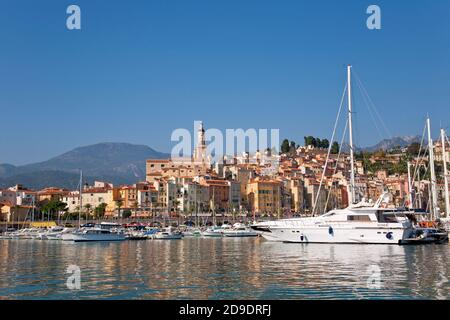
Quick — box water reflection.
[0,238,449,299]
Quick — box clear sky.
[1,0,449,165]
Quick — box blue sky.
[0,0,449,165]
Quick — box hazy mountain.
[0,143,169,189]
[361,136,421,152]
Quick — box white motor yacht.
[201,224,233,237]
[62,228,125,242]
[223,223,258,238]
[153,227,183,240]
[251,194,428,244]
[182,228,202,237]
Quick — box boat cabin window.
[347,215,371,222]
[376,211,399,223]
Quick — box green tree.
[115,200,123,219]
[304,136,316,147]
[122,209,132,219]
[331,141,340,154]
[289,141,297,152]
[321,139,330,149]
[94,203,107,219]
[281,139,290,153]
[40,199,68,221]
[316,138,322,148]
[407,142,421,156]
[84,204,92,219]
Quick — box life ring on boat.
[386,232,393,240]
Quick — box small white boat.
[36,226,65,240]
[12,228,40,239]
[182,228,202,237]
[223,223,258,238]
[63,228,125,242]
[202,226,224,237]
[153,227,183,240]
[201,224,232,237]
[0,233,13,240]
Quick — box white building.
[176,182,209,214]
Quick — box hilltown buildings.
[2,124,450,223]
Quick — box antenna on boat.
[347,65,356,204]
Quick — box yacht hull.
[223,231,258,237]
[269,225,411,244]
[153,235,183,240]
[64,233,125,242]
[201,231,223,237]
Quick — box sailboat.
[201,187,226,237]
[251,65,442,244]
[61,170,125,242]
[403,118,449,243]
[438,127,450,230]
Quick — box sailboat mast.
[440,128,450,218]
[195,184,198,228]
[347,65,356,204]
[212,187,216,226]
[79,170,83,228]
[427,117,438,219]
[407,161,414,208]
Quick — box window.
[347,215,371,222]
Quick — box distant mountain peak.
[0,142,169,189]
[362,135,421,152]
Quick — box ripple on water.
[1,239,450,299]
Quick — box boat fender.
[328,226,334,235]
[386,232,393,240]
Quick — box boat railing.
[280,219,404,228]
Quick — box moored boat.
[67,228,126,242]
[153,227,183,240]
[223,223,258,238]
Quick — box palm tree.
[131,201,139,221]
[115,200,123,221]
[84,204,92,221]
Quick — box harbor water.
[1,238,449,299]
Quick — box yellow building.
[0,203,32,222]
[246,178,281,215]
[288,178,305,213]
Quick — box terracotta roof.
[83,187,110,193]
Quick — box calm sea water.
[1,238,449,300]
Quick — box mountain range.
[0,143,169,189]
[360,135,421,152]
